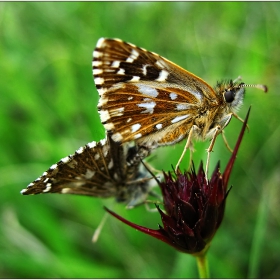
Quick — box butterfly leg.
[175,125,197,172]
[232,112,250,131]
[205,113,235,176]
[205,125,221,177]
[222,130,233,153]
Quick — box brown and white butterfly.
[21,133,154,208]
[93,38,267,173]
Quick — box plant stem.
[196,254,209,278]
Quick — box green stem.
[196,253,209,278]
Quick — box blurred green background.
[1,2,280,278]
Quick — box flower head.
[105,108,251,255]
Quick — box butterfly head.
[216,79,268,113]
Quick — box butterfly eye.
[224,89,235,103]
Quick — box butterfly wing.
[21,134,154,206]
[93,38,219,146]
[21,137,118,197]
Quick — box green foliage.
[1,2,280,278]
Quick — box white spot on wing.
[108,160,113,169]
[61,188,71,194]
[104,122,115,130]
[117,68,125,75]
[87,141,97,149]
[112,132,123,142]
[99,110,110,122]
[92,61,102,67]
[171,115,190,123]
[142,64,149,76]
[61,157,70,163]
[176,104,191,110]
[96,37,105,48]
[100,139,107,146]
[102,145,109,156]
[76,147,84,154]
[94,77,104,85]
[111,61,120,67]
[98,96,108,107]
[155,59,167,69]
[50,163,58,170]
[104,69,115,73]
[134,133,142,139]
[131,123,141,132]
[126,49,139,63]
[93,69,103,75]
[97,88,107,96]
[137,101,156,114]
[84,169,95,179]
[169,92,177,100]
[130,76,140,82]
[156,70,169,82]
[137,85,158,98]
[156,123,163,130]
[43,183,52,193]
[93,50,103,58]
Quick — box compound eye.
[224,90,235,103]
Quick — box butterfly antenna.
[239,83,268,93]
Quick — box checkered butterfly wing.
[93,38,220,148]
[21,133,153,207]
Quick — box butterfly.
[93,38,267,173]
[21,133,154,208]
